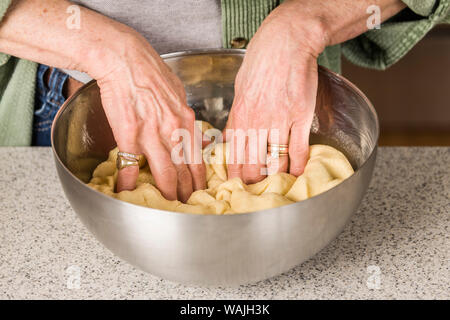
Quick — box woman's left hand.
[226,0,407,184]
[225,1,327,184]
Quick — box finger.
[289,122,310,176]
[174,161,194,203]
[226,128,246,180]
[166,124,200,202]
[116,166,139,192]
[116,144,140,193]
[266,127,289,175]
[188,162,206,191]
[242,129,268,184]
[288,58,317,176]
[184,123,207,191]
[167,132,194,202]
[142,138,178,201]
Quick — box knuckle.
[159,165,177,181]
[140,123,157,135]
[290,166,305,176]
[123,34,143,50]
[115,128,138,142]
[190,163,206,178]
[177,167,192,183]
[117,141,140,154]
[118,165,139,177]
[243,164,260,175]
[289,157,307,175]
[118,120,138,131]
[197,163,207,174]
[171,117,182,129]
[289,141,308,154]
[162,118,182,136]
[227,165,242,176]
[289,148,308,161]
[243,163,262,174]
[184,108,196,122]
[243,172,262,184]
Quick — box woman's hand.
[0,0,406,196]
[227,0,405,183]
[87,32,206,201]
[226,2,326,183]
[0,0,207,202]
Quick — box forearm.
[0,0,135,77]
[322,0,406,45]
[270,0,406,54]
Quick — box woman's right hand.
[86,31,206,202]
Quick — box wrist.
[264,1,330,57]
[76,21,140,79]
[273,0,406,48]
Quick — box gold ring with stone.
[116,151,141,170]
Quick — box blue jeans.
[32,64,68,146]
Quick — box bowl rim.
[51,48,379,218]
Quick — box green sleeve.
[342,0,450,70]
[221,0,280,48]
[0,0,37,146]
[0,0,12,19]
[0,0,12,66]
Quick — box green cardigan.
[0,0,449,146]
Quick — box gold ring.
[268,146,289,152]
[269,152,289,159]
[268,151,289,159]
[116,151,141,170]
[268,143,289,158]
[268,144,289,148]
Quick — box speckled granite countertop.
[0,147,448,299]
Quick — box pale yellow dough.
[87,129,354,214]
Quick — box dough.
[87,127,354,214]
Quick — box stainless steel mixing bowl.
[51,49,379,286]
